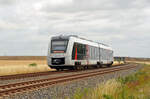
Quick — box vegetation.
[71,64,150,99]
[29,63,37,67]
[0,60,52,76]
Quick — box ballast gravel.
[3,64,142,99]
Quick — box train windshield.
[51,40,68,53]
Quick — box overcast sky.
[0,0,150,57]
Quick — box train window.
[51,40,68,53]
[88,46,98,60]
[91,46,93,59]
[95,47,97,59]
[72,43,86,60]
[72,43,76,60]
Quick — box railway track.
[0,64,137,98]
[0,71,62,80]
[0,64,128,81]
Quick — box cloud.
[0,0,150,57]
[40,0,149,13]
[0,0,17,5]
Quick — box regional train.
[47,35,113,70]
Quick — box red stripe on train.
[75,47,77,60]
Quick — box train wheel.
[84,66,87,70]
[96,65,99,68]
[99,64,102,68]
[60,69,63,71]
[107,64,111,67]
[73,66,78,70]
[70,67,74,70]
[75,66,82,70]
[97,62,102,68]
[56,68,60,71]
[77,66,80,70]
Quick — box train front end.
[47,36,72,70]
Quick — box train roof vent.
[68,35,78,37]
[99,43,109,46]
[58,34,78,38]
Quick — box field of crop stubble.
[0,56,123,76]
[0,56,53,76]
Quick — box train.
[47,35,114,70]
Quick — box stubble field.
[0,56,53,76]
[0,56,124,76]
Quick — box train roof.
[51,35,113,50]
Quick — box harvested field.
[0,60,47,67]
[0,56,46,60]
[127,61,150,65]
[0,60,53,76]
[0,56,123,76]
[125,57,150,62]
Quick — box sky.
[0,0,150,57]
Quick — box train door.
[86,45,89,65]
[99,45,101,64]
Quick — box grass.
[71,64,150,99]
[29,63,37,67]
[70,79,121,99]
[0,60,54,76]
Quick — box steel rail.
[0,64,128,80]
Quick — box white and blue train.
[47,35,113,70]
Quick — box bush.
[71,88,90,99]
[118,75,137,84]
[103,94,113,99]
[29,63,37,67]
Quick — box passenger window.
[72,43,86,60]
